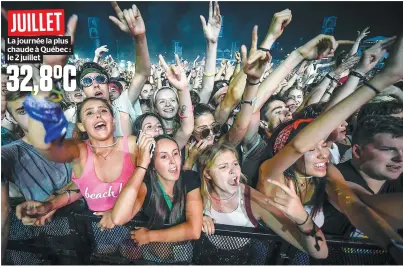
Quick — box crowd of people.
[1,1,403,264]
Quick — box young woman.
[285,87,304,110]
[62,86,85,124]
[111,134,203,262]
[133,112,165,138]
[258,34,403,260]
[198,143,328,259]
[150,55,194,150]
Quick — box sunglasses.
[80,74,108,88]
[194,123,221,139]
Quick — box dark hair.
[5,91,30,115]
[209,80,229,106]
[146,135,186,229]
[139,98,151,107]
[190,90,201,105]
[260,95,286,121]
[270,119,327,218]
[194,103,214,120]
[294,102,328,119]
[132,112,165,136]
[352,115,403,147]
[78,62,109,89]
[357,101,403,123]
[109,79,123,93]
[75,97,114,140]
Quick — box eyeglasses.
[80,74,108,88]
[194,123,221,139]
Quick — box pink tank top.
[72,136,135,212]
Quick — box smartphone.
[136,133,155,158]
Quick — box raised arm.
[93,45,109,63]
[260,34,402,182]
[159,54,195,150]
[220,26,271,147]
[326,37,395,110]
[349,27,370,56]
[109,2,151,104]
[199,1,222,103]
[112,133,154,225]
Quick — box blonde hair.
[197,143,248,212]
[151,86,179,113]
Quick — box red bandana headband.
[273,118,313,154]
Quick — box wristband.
[296,212,310,226]
[23,94,68,144]
[137,166,148,171]
[246,79,261,86]
[203,72,215,78]
[258,47,271,52]
[326,73,342,86]
[349,70,366,80]
[363,80,382,94]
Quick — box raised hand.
[187,139,209,160]
[235,51,241,63]
[241,26,272,81]
[159,54,188,91]
[266,9,292,41]
[267,179,308,224]
[357,26,370,41]
[200,1,222,44]
[297,34,340,60]
[109,1,146,38]
[356,36,396,74]
[379,34,403,84]
[43,14,78,67]
[334,55,360,76]
[95,45,109,58]
[136,131,155,168]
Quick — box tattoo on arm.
[180,105,187,116]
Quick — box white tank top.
[206,185,255,228]
[304,205,324,228]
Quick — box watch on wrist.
[240,96,257,106]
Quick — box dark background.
[2,1,403,63]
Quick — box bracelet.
[65,191,71,205]
[258,47,271,52]
[246,79,261,86]
[349,70,366,80]
[324,90,332,96]
[298,223,324,252]
[363,80,382,94]
[137,166,148,171]
[326,73,342,86]
[203,72,215,78]
[296,212,310,226]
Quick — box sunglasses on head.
[80,74,107,88]
[195,123,221,139]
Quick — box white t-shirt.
[112,90,142,137]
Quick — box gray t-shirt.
[112,90,142,137]
[1,139,72,201]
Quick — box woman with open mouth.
[197,143,329,260]
[111,135,203,262]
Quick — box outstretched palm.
[200,1,222,44]
[109,1,146,37]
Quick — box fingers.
[267,199,287,212]
[175,54,183,69]
[1,8,7,21]
[379,36,397,50]
[250,25,258,53]
[93,212,105,216]
[287,179,296,192]
[215,1,221,19]
[109,16,126,30]
[199,15,207,32]
[267,179,293,196]
[208,1,213,19]
[159,54,169,71]
[240,45,248,66]
[66,15,78,45]
[111,1,124,20]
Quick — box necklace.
[210,190,237,203]
[89,138,118,148]
[91,141,117,160]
